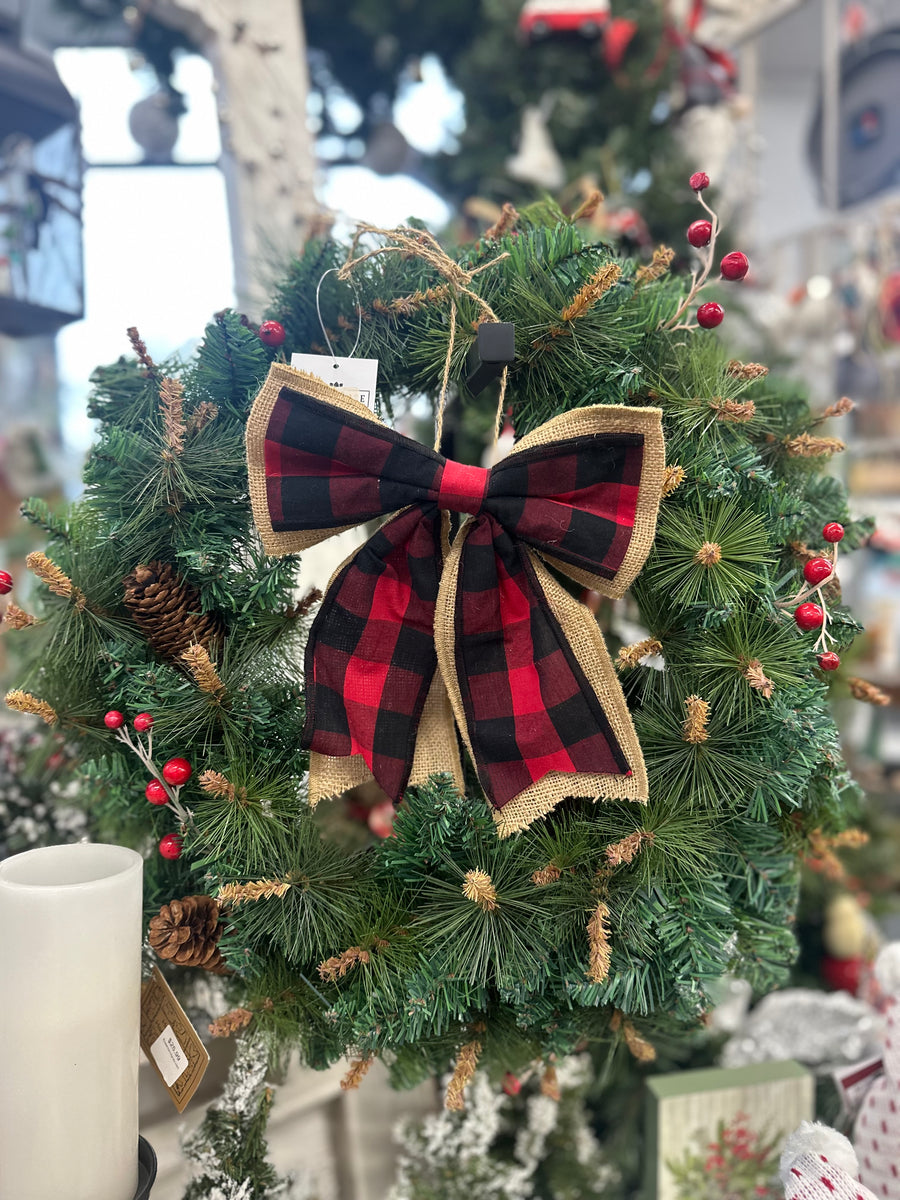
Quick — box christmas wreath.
[4,183,875,1187]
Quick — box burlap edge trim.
[308,668,463,805]
[508,405,665,599]
[493,552,647,836]
[435,529,647,838]
[246,363,388,556]
[308,507,462,807]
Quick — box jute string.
[337,224,510,452]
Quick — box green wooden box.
[644,1059,815,1199]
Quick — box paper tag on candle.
[141,966,210,1113]
[291,352,379,407]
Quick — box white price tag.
[150,1023,189,1087]
[291,353,379,408]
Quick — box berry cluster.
[670,171,750,332]
[782,522,846,670]
[103,709,192,859]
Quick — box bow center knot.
[438,459,490,516]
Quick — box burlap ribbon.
[247,363,664,834]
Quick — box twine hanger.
[338,224,511,452]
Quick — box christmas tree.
[3,185,875,1195]
[60,0,729,244]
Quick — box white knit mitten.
[781,1122,878,1200]
[854,944,900,1196]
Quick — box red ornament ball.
[822,522,845,543]
[368,799,397,839]
[158,833,183,860]
[818,651,841,671]
[133,712,154,732]
[720,251,749,281]
[795,602,825,632]
[162,756,192,786]
[689,171,710,192]
[821,953,864,996]
[104,710,125,730]
[145,779,168,805]
[258,319,286,348]
[697,301,724,329]
[502,1072,522,1097]
[0,569,13,595]
[687,219,713,248]
[803,557,833,586]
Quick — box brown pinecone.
[148,894,228,973]
[123,562,223,661]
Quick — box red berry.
[795,602,825,632]
[803,558,833,586]
[822,522,845,543]
[690,171,710,192]
[0,570,12,595]
[502,1072,522,1096]
[697,301,724,329]
[818,652,841,671]
[687,219,713,248]
[145,779,168,805]
[162,757,192,785]
[158,833,183,860]
[104,710,125,730]
[133,712,154,732]
[720,251,749,281]
[258,319,286,348]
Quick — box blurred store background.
[2,0,900,1196]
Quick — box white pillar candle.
[0,843,143,1200]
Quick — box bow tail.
[436,514,647,837]
[303,505,462,806]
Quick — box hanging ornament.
[506,104,566,191]
[247,363,665,835]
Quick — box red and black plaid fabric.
[259,380,649,806]
[454,515,630,808]
[264,386,643,580]
[302,505,443,800]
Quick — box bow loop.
[247,363,664,832]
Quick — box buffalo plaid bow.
[247,364,664,835]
